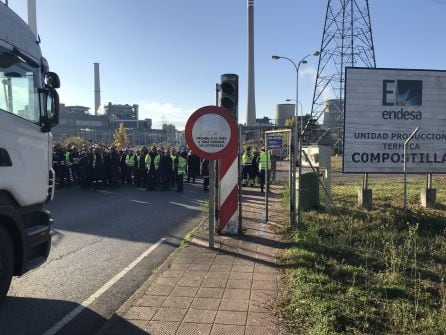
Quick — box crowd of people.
[52,143,278,194]
[52,143,209,192]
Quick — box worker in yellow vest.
[241,146,254,186]
[125,149,137,184]
[174,151,187,192]
[258,147,271,193]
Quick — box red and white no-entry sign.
[185,105,239,235]
[185,106,238,160]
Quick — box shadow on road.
[0,296,111,335]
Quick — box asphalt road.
[0,181,207,335]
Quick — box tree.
[113,122,130,150]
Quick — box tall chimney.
[94,63,101,115]
[27,0,38,39]
[246,0,256,125]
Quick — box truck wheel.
[0,226,14,305]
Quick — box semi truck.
[0,2,59,304]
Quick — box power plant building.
[275,103,294,127]
[53,102,180,146]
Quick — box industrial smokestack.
[27,0,37,38]
[246,0,256,125]
[94,63,101,116]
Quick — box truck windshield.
[0,47,40,124]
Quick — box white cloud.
[138,100,195,130]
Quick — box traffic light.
[220,74,238,120]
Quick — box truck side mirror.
[41,89,59,133]
[45,72,60,89]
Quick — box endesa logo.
[381,79,423,120]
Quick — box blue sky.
[6,0,446,129]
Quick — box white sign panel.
[191,114,231,153]
[344,67,446,173]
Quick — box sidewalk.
[98,188,288,335]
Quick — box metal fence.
[239,125,293,226]
[301,152,446,222]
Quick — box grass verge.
[279,187,446,334]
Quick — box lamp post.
[272,51,320,228]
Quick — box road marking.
[96,190,113,195]
[169,201,201,211]
[42,238,166,335]
[130,199,151,204]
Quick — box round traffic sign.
[185,106,238,160]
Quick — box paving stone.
[152,307,188,322]
[234,258,254,266]
[176,322,212,335]
[247,312,279,328]
[190,297,221,310]
[226,279,252,289]
[223,288,251,300]
[210,324,245,335]
[183,309,217,323]
[232,265,254,273]
[218,299,249,312]
[169,263,191,271]
[209,264,232,272]
[162,296,194,309]
[172,256,195,264]
[136,294,166,307]
[170,286,199,297]
[249,300,275,313]
[214,255,236,264]
[250,289,278,301]
[214,310,247,325]
[155,276,181,286]
[161,270,185,278]
[183,271,208,279]
[201,278,227,288]
[103,319,148,335]
[188,264,212,271]
[125,306,158,321]
[145,321,180,335]
[229,271,253,280]
[253,272,277,282]
[254,264,277,273]
[196,288,224,299]
[145,284,174,296]
[205,272,230,280]
[245,326,279,335]
[252,280,278,291]
[177,277,204,287]
[192,255,215,265]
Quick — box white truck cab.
[0,2,59,304]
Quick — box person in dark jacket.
[186,150,200,183]
[108,146,120,188]
[201,159,209,191]
[119,149,127,183]
[78,150,92,189]
[159,149,173,191]
[69,145,80,184]
[136,146,148,188]
[145,146,159,191]
[92,146,106,188]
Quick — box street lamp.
[272,51,320,228]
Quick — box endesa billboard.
[343,67,446,174]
